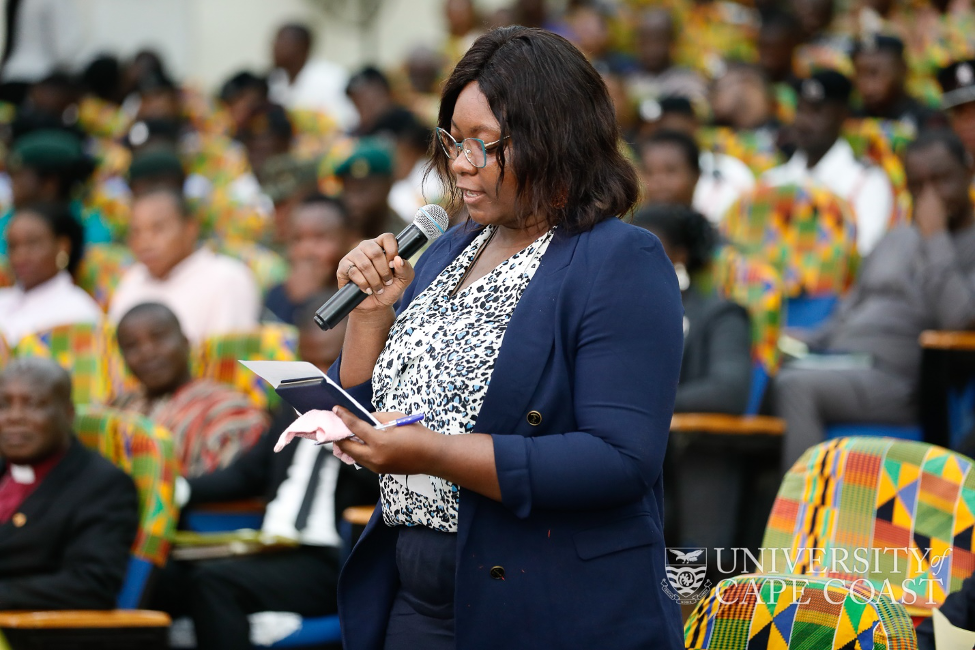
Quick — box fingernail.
[385,279,393,286]
[377,288,384,295]
[365,288,373,295]
[389,261,396,269]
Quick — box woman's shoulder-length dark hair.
[431,26,639,233]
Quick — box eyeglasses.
[436,127,508,169]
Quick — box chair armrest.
[671,413,786,435]
[919,330,975,351]
[342,505,376,527]
[0,610,171,628]
[190,498,266,513]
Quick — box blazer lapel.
[457,229,579,551]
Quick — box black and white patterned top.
[372,225,555,532]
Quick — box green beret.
[8,130,85,173]
[335,138,394,179]
[128,147,185,183]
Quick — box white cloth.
[372,225,555,532]
[108,247,259,344]
[268,60,357,131]
[0,272,101,345]
[389,159,444,224]
[761,139,894,255]
[0,0,84,82]
[693,151,756,224]
[261,438,341,547]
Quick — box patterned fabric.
[794,39,855,77]
[194,323,299,410]
[842,119,915,229]
[0,331,9,368]
[12,322,116,405]
[111,379,268,478]
[0,255,11,288]
[374,225,555,532]
[685,573,918,650]
[720,182,860,298]
[77,96,129,140]
[698,127,784,177]
[76,243,135,312]
[760,437,976,612]
[73,405,177,568]
[289,108,342,161]
[708,246,783,376]
[674,1,758,77]
[211,241,288,296]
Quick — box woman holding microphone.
[329,26,685,650]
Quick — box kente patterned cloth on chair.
[842,119,914,230]
[720,182,859,298]
[684,573,918,650]
[12,322,115,405]
[194,323,299,410]
[760,437,976,613]
[73,405,178,570]
[211,241,288,295]
[76,243,135,312]
[708,246,783,376]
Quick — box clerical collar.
[10,464,35,485]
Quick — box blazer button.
[490,565,505,580]
[527,411,542,426]
[12,513,25,527]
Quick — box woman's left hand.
[333,407,442,475]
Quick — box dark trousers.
[151,546,340,650]
[383,525,457,650]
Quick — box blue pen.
[316,412,426,445]
[374,413,426,430]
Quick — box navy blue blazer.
[329,216,686,649]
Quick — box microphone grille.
[413,204,450,241]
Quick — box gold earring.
[56,251,69,270]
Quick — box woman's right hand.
[338,233,415,314]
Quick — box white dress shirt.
[108,247,259,344]
[761,139,894,255]
[261,438,341,547]
[0,272,101,345]
[694,152,756,224]
[268,60,358,131]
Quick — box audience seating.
[842,118,915,230]
[76,243,134,312]
[760,437,975,618]
[211,240,288,295]
[194,323,299,410]
[12,322,117,405]
[721,182,859,301]
[821,331,976,444]
[684,573,918,649]
[0,407,178,648]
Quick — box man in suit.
[152,297,379,650]
[0,358,139,610]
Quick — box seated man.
[152,297,379,650]
[335,139,405,238]
[851,34,941,134]
[108,189,260,343]
[775,130,975,470]
[0,358,138,609]
[762,70,895,255]
[111,302,268,477]
[264,193,352,325]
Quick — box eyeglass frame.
[435,127,509,169]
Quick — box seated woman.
[0,202,102,345]
[633,204,754,557]
[263,193,353,325]
[111,302,269,477]
[633,204,752,414]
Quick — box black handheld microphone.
[314,204,450,330]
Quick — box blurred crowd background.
[0,0,973,646]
